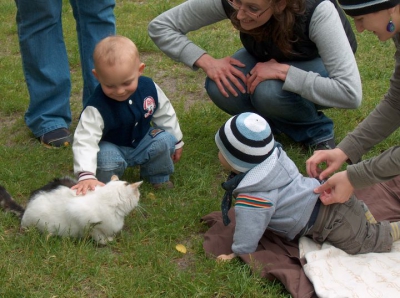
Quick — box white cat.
[0,175,142,244]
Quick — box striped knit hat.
[338,0,400,16]
[215,112,275,173]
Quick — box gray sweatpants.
[306,195,393,254]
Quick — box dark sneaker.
[313,138,336,151]
[38,128,73,148]
[152,181,174,190]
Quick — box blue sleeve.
[232,194,274,255]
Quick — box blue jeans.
[15,0,115,137]
[96,129,177,184]
[205,48,334,146]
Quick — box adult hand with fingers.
[196,54,247,97]
[246,59,290,94]
[315,171,354,205]
[306,148,349,180]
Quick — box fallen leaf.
[175,244,187,254]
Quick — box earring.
[387,19,395,32]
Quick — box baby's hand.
[71,179,105,195]
[217,253,237,262]
[172,147,183,163]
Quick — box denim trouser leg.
[133,129,177,184]
[69,0,116,105]
[15,0,115,137]
[96,129,177,184]
[205,48,334,146]
[96,141,127,183]
[16,0,71,137]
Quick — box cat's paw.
[96,238,108,245]
[91,232,108,245]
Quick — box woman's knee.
[205,77,226,105]
[251,80,288,115]
[205,49,256,114]
[251,80,320,121]
[205,78,256,115]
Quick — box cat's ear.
[110,175,119,181]
[131,181,143,188]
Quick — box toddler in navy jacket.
[72,36,183,195]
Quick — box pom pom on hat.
[338,0,400,16]
[215,112,275,173]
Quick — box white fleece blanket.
[299,237,400,298]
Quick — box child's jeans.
[96,128,177,184]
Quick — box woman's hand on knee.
[246,59,290,94]
[195,54,247,97]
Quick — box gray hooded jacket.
[232,147,320,255]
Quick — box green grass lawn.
[0,0,398,297]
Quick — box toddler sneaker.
[152,181,174,190]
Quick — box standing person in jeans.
[148,0,362,150]
[15,0,116,148]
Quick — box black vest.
[84,76,159,148]
[222,0,357,62]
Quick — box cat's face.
[107,176,142,211]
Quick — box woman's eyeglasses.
[227,0,271,19]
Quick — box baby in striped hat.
[215,112,400,260]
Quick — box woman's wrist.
[278,64,290,81]
[194,53,212,71]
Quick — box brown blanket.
[201,176,400,298]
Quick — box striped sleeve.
[235,195,273,209]
[232,194,274,255]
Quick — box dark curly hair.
[229,0,305,56]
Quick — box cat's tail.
[0,185,25,219]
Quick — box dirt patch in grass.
[141,52,211,111]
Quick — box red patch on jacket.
[143,96,156,118]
